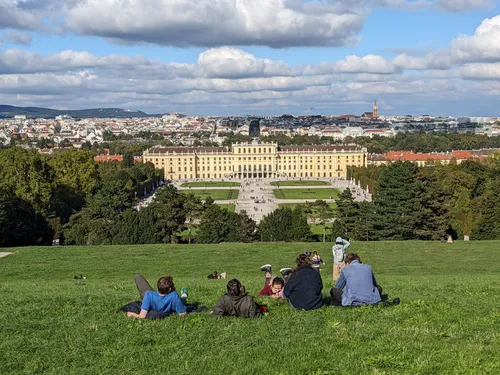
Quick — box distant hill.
[0,105,163,119]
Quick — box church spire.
[373,99,378,118]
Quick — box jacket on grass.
[283,265,324,310]
[211,293,263,318]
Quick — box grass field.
[1,241,499,375]
[181,182,241,188]
[218,204,236,212]
[181,189,239,200]
[278,202,337,212]
[273,188,340,200]
[270,180,331,187]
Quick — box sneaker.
[280,268,293,278]
[220,272,227,280]
[181,287,188,300]
[392,298,401,305]
[260,264,272,273]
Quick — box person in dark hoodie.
[283,253,324,310]
[211,279,264,318]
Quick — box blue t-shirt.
[141,291,187,314]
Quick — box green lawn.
[181,189,239,200]
[270,180,331,187]
[279,202,337,212]
[181,182,241,187]
[218,204,236,212]
[273,188,340,200]
[1,242,499,375]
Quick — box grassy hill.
[0,105,158,119]
[1,241,499,374]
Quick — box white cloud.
[197,47,294,78]
[0,31,32,45]
[460,63,500,80]
[435,0,493,12]
[452,15,500,63]
[63,0,365,48]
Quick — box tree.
[48,149,100,220]
[472,177,500,240]
[290,206,313,242]
[258,206,312,242]
[451,188,475,241]
[149,185,189,243]
[372,162,423,240]
[0,147,55,215]
[123,152,135,167]
[308,200,334,242]
[335,189,359,239]
[416,168,451,240]
[0,189,54,247]
[259,207,294,242]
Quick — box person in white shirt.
[332,237,350,281]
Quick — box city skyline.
[0,1,499,116]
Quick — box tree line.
[2,146,499,247]
[337,158,500,241]
[0,147,163,247]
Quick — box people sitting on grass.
[258,264,285,298]
[283,254,324,311]
[330,253,382,306]
[211,279,264,318]
[126,274,187,319]
[332,236,350,281]
[311,251,325,272]
[207,271,227,279]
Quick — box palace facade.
[143,142,367,180]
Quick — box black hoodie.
[283,265,324,310]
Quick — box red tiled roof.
[94,155,123,162]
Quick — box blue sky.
[0,0,499,116]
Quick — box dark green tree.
[372,161,423,240]
[259,207,294,242]
[336,189,359,239]
[0,189,54,247]
[290,206,313,242]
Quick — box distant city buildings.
[0,106,499,149]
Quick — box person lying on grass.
[283,254,324,311]
[127,274,187,319]
[258,264,286,298]
[207,271,227,279]
[211,279,264,318]
[330,253,382,306]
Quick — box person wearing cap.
[332,236,350,281]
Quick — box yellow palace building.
[143,142,367,180]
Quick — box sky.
[0,0,499,116]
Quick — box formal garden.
[273,188,341,200]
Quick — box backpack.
[333,245,345,263]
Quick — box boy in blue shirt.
[127,274,187,319]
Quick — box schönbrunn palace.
[143,142,367,180]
